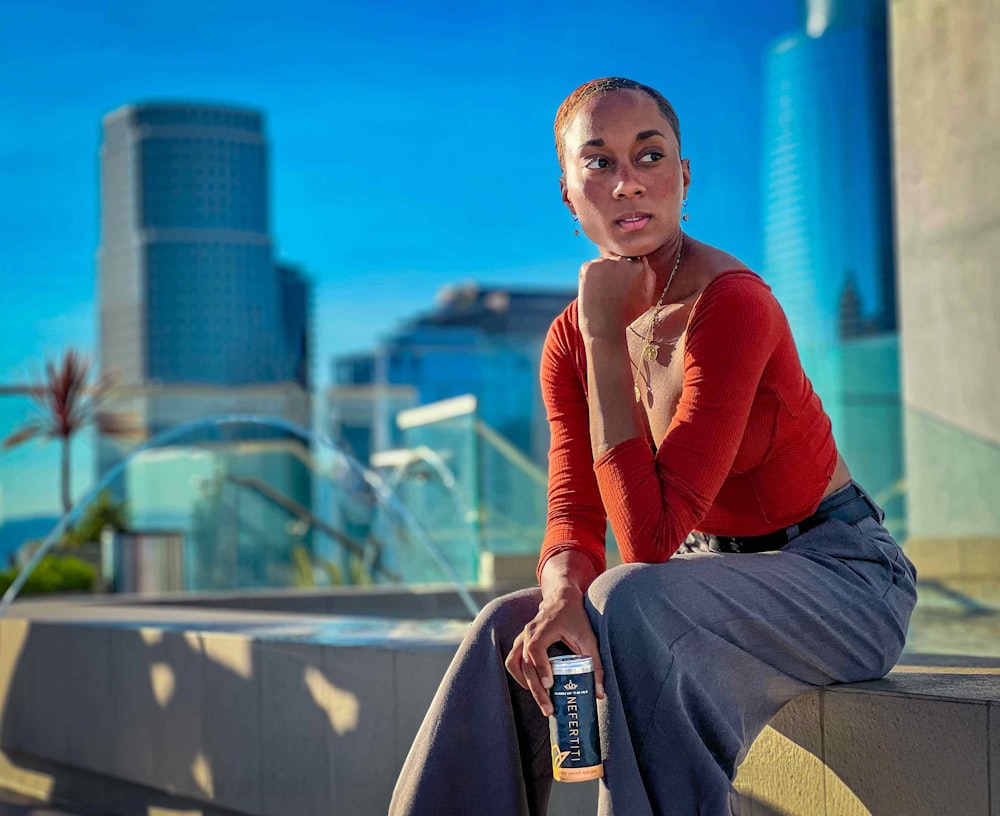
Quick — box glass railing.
[380,395,549,583]
[0,415,480,617]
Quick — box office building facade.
[98,102,311,436]
[329,285,574,467]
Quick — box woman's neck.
[646,233,697,304]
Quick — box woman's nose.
[613,167,644,198]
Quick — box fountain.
[0,414,480,618]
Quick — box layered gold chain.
[632,237,684,403]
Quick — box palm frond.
[3,422,45,450]
[13,349,129,444]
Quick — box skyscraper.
[763,0,895,345]
[98,103,310,450]
[97,103,313,590]
[761,0,904,531]
[99,103,300,389]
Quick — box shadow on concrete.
[0,613,459,816]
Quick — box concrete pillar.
[890,0,1000,581]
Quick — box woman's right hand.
[504,586,605,716]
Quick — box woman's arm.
[535,304,609,581]
[506,306,609,715]
[583,335,646,459]
[576,256,657,460]
[592,274,784,562]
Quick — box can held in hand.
[547,654,603,782]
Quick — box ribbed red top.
[537,270,838,579]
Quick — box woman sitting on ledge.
[389,76,917,816]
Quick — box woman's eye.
[583,156,611,170]
[638,151,664,163]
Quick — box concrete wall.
[890,0,1000,566]
[0,604,599,816]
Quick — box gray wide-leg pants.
[390,505,917,816]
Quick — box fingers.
[522,656,553,716]
[561,631,606,700]
[504,633,529,690]
[504,596,607,715]
[522,624,556,715]
[505,631,557,716]
[505,633,555,716]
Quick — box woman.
[390,77,916,816]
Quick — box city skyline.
[1,0,804,518]
[0,0,801,389]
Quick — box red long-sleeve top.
[537,270,838,580]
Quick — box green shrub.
[61,489,129,549]
[0,554,96,596]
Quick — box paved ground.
[0,790,95,816]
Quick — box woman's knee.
[472,588,542,651]
[584,560,700,638]
[586,563,675,621]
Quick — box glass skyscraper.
[99,103,305,388]
[329,285,575,467]
[762,0,905,532]
[96,103,314,590]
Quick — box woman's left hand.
[577,255,656,342]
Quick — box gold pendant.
[642,343,658,362]
[634,384,641,403]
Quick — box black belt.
[707,483,882,554]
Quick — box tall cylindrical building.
[761,0,904,531]
[763,1,895,345]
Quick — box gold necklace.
[632,237,684,403]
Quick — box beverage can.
[547,654,603,782]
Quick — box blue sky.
[0,0,801,516]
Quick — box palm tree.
[2,350,134,514]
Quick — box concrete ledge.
[735,656,1000,815]
[0,604,469,816]
[1,601,998,815]
[16,583,521,621]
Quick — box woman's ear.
[560,176,577,218]
[681,158,691,200]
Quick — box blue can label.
[548,661,603,782]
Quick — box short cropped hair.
[554,77,682,171]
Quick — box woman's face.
[560,89,690,258]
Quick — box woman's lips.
[616,214,651,232]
